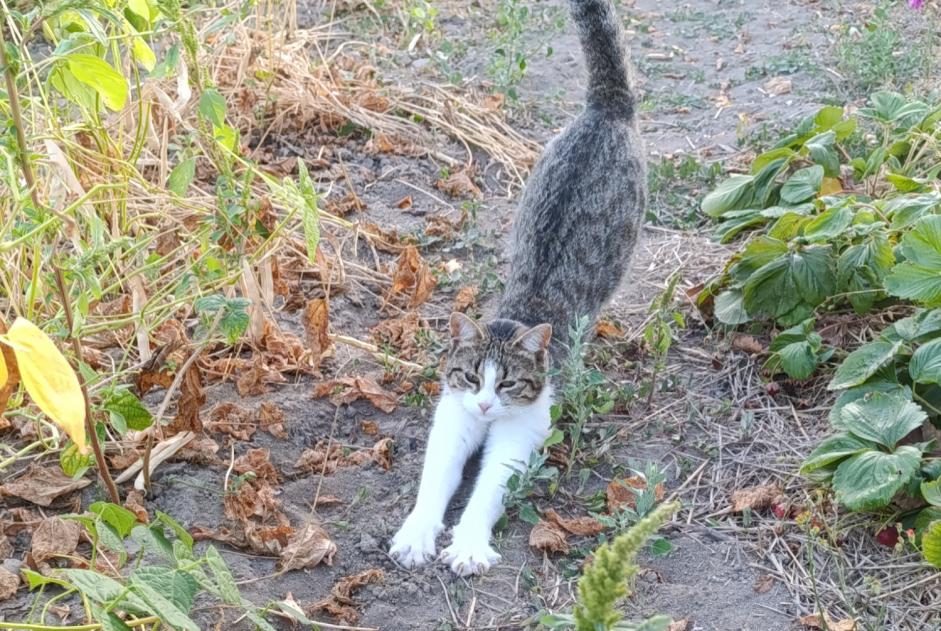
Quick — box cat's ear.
[513,323,552,353]
[450,312,483,342]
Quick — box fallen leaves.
[544,509,604,537]
[731,334,764,355]
[595,320,625,339]
[124,489,149,524]
[370,312,423,360]
[453,285,479,313]
[236,355,287,397]
[310,568,384,623]
[278,521,338,571]
[0,464,91,507]
[206,402,257,441]
[0,568,19,601]
[388,245,436,309]
[798,613,856,630]
[258,401,287,439]
[234,448,281,484]
[171,364,205,434]
[302,298,332,371]
[30,516,82,565]
[764,76,792,96]
[294,437,393,474]
[435,167,481,199]
[753,573,775,594]
[313,377,397,413]
[607,476,666,512]
[730,484,783,513]
[224,479,282,523]
[529,509,604,554]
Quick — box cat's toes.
[389,519,440,569]
[439,538,501,577]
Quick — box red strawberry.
[875,527,899,547]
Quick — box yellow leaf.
[3,318,87,453]
[820,177,843,196]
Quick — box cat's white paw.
[439,536,501,576]
[390,516,441,569]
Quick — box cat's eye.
[464,372,480,386]
[498,380,517,390]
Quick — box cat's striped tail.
[569,0,635,118]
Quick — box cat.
[389,0,646,576]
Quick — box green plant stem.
[0,617,160,631]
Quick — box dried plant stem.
[0,22,119,504]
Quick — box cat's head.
[444,313,552,420]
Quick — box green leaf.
[132,567,199,614]
[829,379,910,425]
[922,520,941,568]
[96,522,128,566]
[64,54,128,111]
[60,441,94,478]
[828,339,903,390]
[801,433,877,474]
[519,503,539,525]
[543,428,564,448]
[837,234,894,314]
[802,205,853,242]
[155,510,193,550]
[198,88,227,127]
[814,105,844,129]
[886,216,941,306]
[743,257,800,320]
[897,215,941,268]
[833,446,921,511]
[910,338,941,385]
[790,246,836,306]
[804,130,839,177]
[91,605,133,631]
[701,175,754,217]
[649,536,673,557]
[245,610,279,631]
[104,389,153,433]
[838,393,926,449]
[204,545,241,605]
[131,37,156,72]
[132,576,200,631]
[21,569,69,590]
[780,165,824,204]
[750,147,793,175]
[167,157,196,196]
[297,160,321,264]
[713,290,750,325]
[132,524,173,561]
[60,569,152,616]
[921,479,941,507]
[89,502,138,538]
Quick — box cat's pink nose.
[478,402,492,414]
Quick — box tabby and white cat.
[390,0,647,576]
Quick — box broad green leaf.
[127,0,152,23]
[814,105,844,129]
[167,157,196,196]
[767,338,818,380]
[90,502,138,538]
[21,569,69,590]
[742,257,800,320]
[245,610,279,631]
[800,433,877,474]
[730,235,788,283]
[751,157,789,206]
[132,37,156,71]
[714,290,750,325]
[204,545,240,605]
[921,480,941,507]
[132,524,173,561]
[132,567,198,614]
[803,205,853,242]
[198,88,227,127]
[768,212,811,241]
[155,510,193,550]
[833,446,921,511]
[91,605,133,631]
[750,147,793,175]
[804,130,839,177]
[701,175,754,217]
[60,569,152,616]
[780,165,824,204]
[132,576,200,631]
[837,234,894,314]
[1,318,87,453]
[297,160,321,264]
[649,536,673,557]
[60,441,93,478]
[790,246,836,306]
[104,388,153,433]
[828,340,903,390]
[714,210,765,243]
[829,379,911,425]
[543,428,564,448]
[95,521,128,565]
[838,393,926,449]
[519,503,539,525]
[886,193,941,231]
[885,263,941,307]
[910,338,941,385]
[922,520,941,568]
[65,54,128,111]
[916,508,941,535]
[897,215,941,269]
[213,124,239,153]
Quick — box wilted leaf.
[278,522,337,570]
[259,320,311,374]
[731,334,763,354]
[205,402,256,441]
[764,76,792,95]
[753,573,775,593]
[169,365,204,434]
[30,516,82,565]
[236,355,287,397]
[453,285,479,313]
[193,523,293,556]
[388,246,436,308]
[224,479,281,523]
[544,509,604,536]
[730,484,782,512]
[0,568,19,601]
[607,476,666,512]
[234,448,280,484]
[294,437,393,474]
[0,464,91,507]
[258,402,287,439]
[595,320,625,339]
[310,568,384,624]
[315,495,344,508]
[2,318,87,453]
[360,420,379,436]
[124,489,149,524]
[435,168,481,199]
[302,299,331,369]
[667,620,690,631]
[798,613,856,630]
[529,518,569,553]
[313,377,397,413]
[370,313,423,360]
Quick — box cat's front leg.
[390,393,487,568]
[440,412,550,576]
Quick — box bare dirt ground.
[3,1,940,630]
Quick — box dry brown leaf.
[124,489,149,524]
[200,356,252,383]
[324,191,366,217]
[30,516,81,564]
[258,401,287,439]
[224,479,281,523]
[260,320,312,373]
[764,76,792,95]
[482,93,505,111]
[192,523,293,556]
[205,402,256,441]
[302,299,331,370]
[360,420,379,436]
[278,522,337,571]
[435,168,481,199]
[595,320,625,339]
[753,573,775,594]
[314,495,344,508]
[234,448,281,483]
[388,245,436,308]
[0,533,13,560]
[667,620,690,631]
[395,195,413,209]
[529,518,569,554]
[313,377,397,413]
[172,435,221,465]
[0,568,19,601]
[731,334,764,354]
[453,285,479,313]
[799,613,856,631]
[0,465,91,507]
[310,568,384,624]
[731,484,782,513]
[606,476,666,513]
[544,509,604,537]
[370,313,422,359]
[295,437,393,474]
[236,355,288,397]
[169,365,205,434]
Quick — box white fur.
[390,361,552,575]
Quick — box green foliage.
[540,502,680,631]
[486,0,561,101]
[764,319,832,379]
